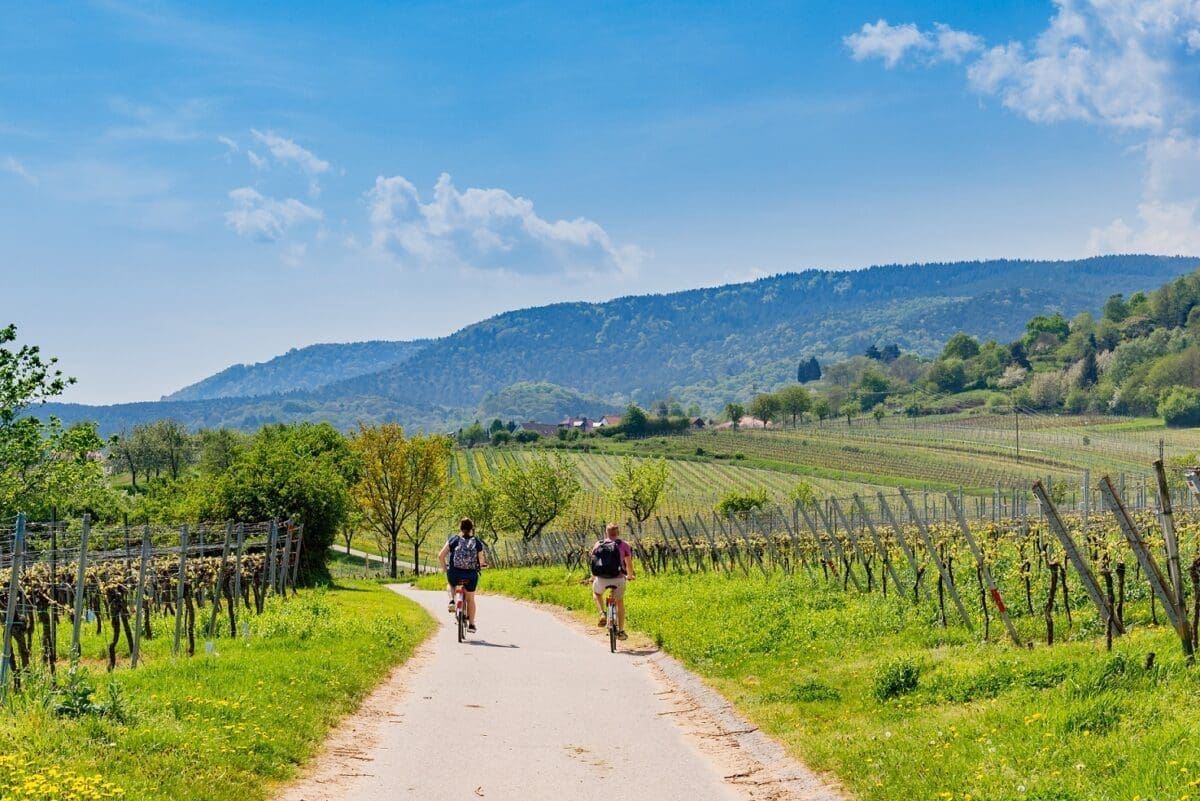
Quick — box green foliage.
[724,402,746,429]
[872,657,920,701]
[715,486,769,516]
[605,456,673,523]
[776,384,812,426]
[749,392,782,425]
[621,404,649,433]
[1159,386,1200,427]
[220,423,357,582]
[491,452,580,539]
[940,332,980,361]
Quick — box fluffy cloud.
[366,173,639,276]
[225,187,321,242]
[844,19,981,68]
[849,1,1200,254]
[1,157,37,186]
[248,130,329,196]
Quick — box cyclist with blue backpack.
[439,518,487,632]
[590,523,635,640]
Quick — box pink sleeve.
[620,541,633,560]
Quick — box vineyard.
[490,462,1200,662]
[447,446,894,521]
[607,412,1200,492]
[0,514,301,695]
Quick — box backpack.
[590,539,623,578]
[450,536,480,570]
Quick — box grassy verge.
[422,567,1200,801]
[0,580,433,801]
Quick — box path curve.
[275,586,844,801]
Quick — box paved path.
[277,586,843,801]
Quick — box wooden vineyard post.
[231,524,245,639]
[829,498,876,591]
[267,520,279,596]
[898,488,972,628]
[173,525,189,656]
[877,493,929,600]
[656,518,688,573]
[626,521,656,577]
[1153,461,1188,618]
[948,493,1023,646]
[70,514,91,666]
[131,526,151,668]
[1,513,26,702]
[799,505,859,589]
[777,510,814,581]
[1034,481,1124,638]
[688,515,729,576]
[715,514,750,577]
[850,494,905,597]
[1098,476,1188,660]
[291,523,304,592]
[280,522,293,595]
[730,515,769,578]
[208,521,233,642]
[793,505,838,583]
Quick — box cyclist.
[590,523,634,640]
[438,518,487,632]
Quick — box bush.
[490,430,511,445]
[1159,386,1200,427]
[513,430,540,443]
[873,657,920,701]
[715,487,769,516]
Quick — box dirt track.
[275,585,844,801]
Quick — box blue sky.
[2,1,1195,404]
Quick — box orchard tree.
[750,392,782,427]
[606,456,673,526]
[351,423,410,577]
[493,452,580,540]
[778,384,811,427]
[399,434,453,573]
[724,402,746,430]
[453,481,501,544]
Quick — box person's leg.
[466,590,476,625]
[616,598,626,630]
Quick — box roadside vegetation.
[0,580,432,801]
[439,566,1200,801]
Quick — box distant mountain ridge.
[163,340,430,401]
[38,255,1200,434]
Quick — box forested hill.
[162,340,430,401]
[321,256,1199,409]
[37,255,1200,433]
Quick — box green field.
[0,581,432,801]
[432,566,1200,801]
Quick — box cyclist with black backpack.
[590,523,635,640]
[439,518,487,632]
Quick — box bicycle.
[602,584,619,653]
[453,581,468,643]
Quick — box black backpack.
[591,539,623,578]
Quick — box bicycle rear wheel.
[457,611,465,642]
[609,623,617,653]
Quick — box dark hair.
[459,517,474,535]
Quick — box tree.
[489,418,505,434]
[873,406,886,424]
[749,392,781,427]
[880,343,901,362]
[797,357,821,383]
[220,422,356,583]
[0,324,73,427]
[151,419,194,480]
[789,481,818,509]
[398,434,454,575]
[813,398,831,423]
[351,424,409,578]
[620,404,648,434]
[777,384,812,427]
[926,359,967,393]
[196,428,246,475]
[724,402,746,430]
[111,428,153,490]
[454,481,501,544]
[492,452,580,540]
[1160,387,1200,427]
[856,370,889,410]
[864,344,882,360]
[1076,350,1099,389]
[460,421,487,447]
[941,333,981,361]
[1103,293,1129,323]
[716,487,769,517]
[840,400,860,426]
[606,456,672,525]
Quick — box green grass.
[0,580,433,801]
[427,566,1200,801]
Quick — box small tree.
[606,456,673,526]
[777,384,812,427]
[789,481,818,509]
[715,487,769,517]
[813,398,831,423]
[841,400,860,426]
[749,392,781,428]
[725,402,746,430]
[352,423,411,578]
[399,434,453,574]
[620,404,648,434]
[454,481,502,544]
[1160,387,1200,428]
[873,406,886,425]
[493,452,580,540]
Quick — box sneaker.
[616,630,628,641]
[467,624,477,633]
[447,602,455,614]
[597,616,607,627]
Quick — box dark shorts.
[447,568,480,592]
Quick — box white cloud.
[217,135,239,153]
[247,151,267,169]
[844,19,981,68]
[850,1,1200,255]
[365,172,640,277]
[1,157,38,186]
[845,20,928,68]
[107,98,209,141]
[225,187,321,242]
[250,129,328,173]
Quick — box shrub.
[873,657,920,701]
[715,487,769,516]
[1159,386,1200,427]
